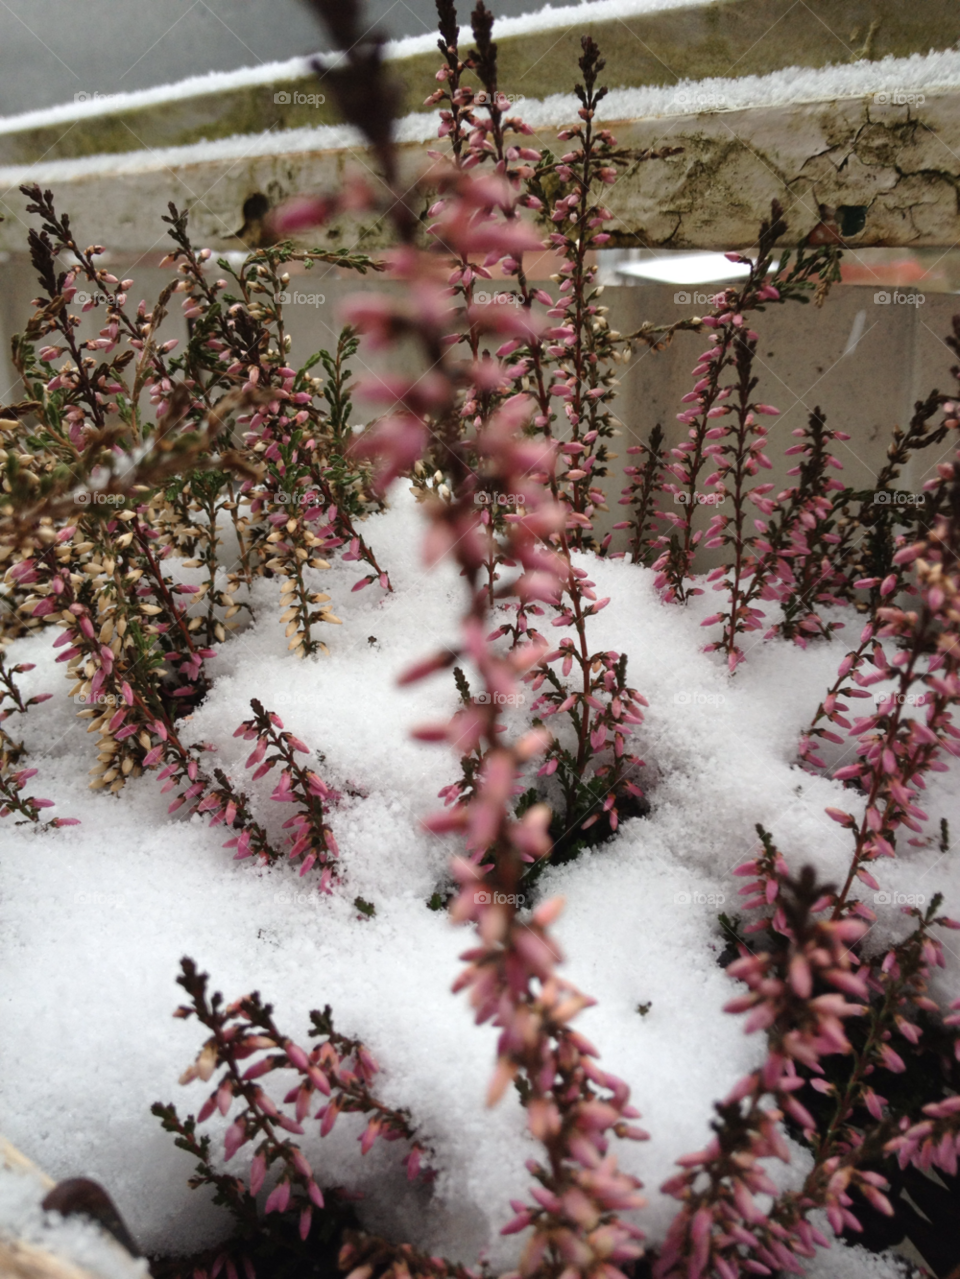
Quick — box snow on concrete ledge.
[0,0,957,171]
[2,47,960,253]
[0,0,720,139]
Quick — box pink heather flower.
[249,1153,266,1196]
[223,1121,246,1161]
[269,195,335,234]
[264,1180,291,1214]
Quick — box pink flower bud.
[224,1121,246,1160]
[285,1042,310,1071]
[264,1180,291,1214]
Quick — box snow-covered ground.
[2,490,958,1272]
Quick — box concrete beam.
[0,0,956,167]
[1,91,958,254]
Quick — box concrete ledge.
[2,91,958,253]
[603,93,960,249]
[0,0,957,167]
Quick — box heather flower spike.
[4,1,960,1276]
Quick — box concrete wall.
[0,0,551,117]
[2,253,956,562]
[602,280,957,557]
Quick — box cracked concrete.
[2,93,960,252]
[600,93,960,249]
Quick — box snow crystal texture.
[3,490,959,1276]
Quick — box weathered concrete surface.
[0,0,957,167]
[601,94,960,248]
[2,91,958,253]
[2,255,954,560]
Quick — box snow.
[0,0,723,138]
[3,43,959,193]
[557,46,960,121]
[3,488,958,1275]
[0,1158,147,1279]
[803,1237,919,1279]
[0,57,314,137]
